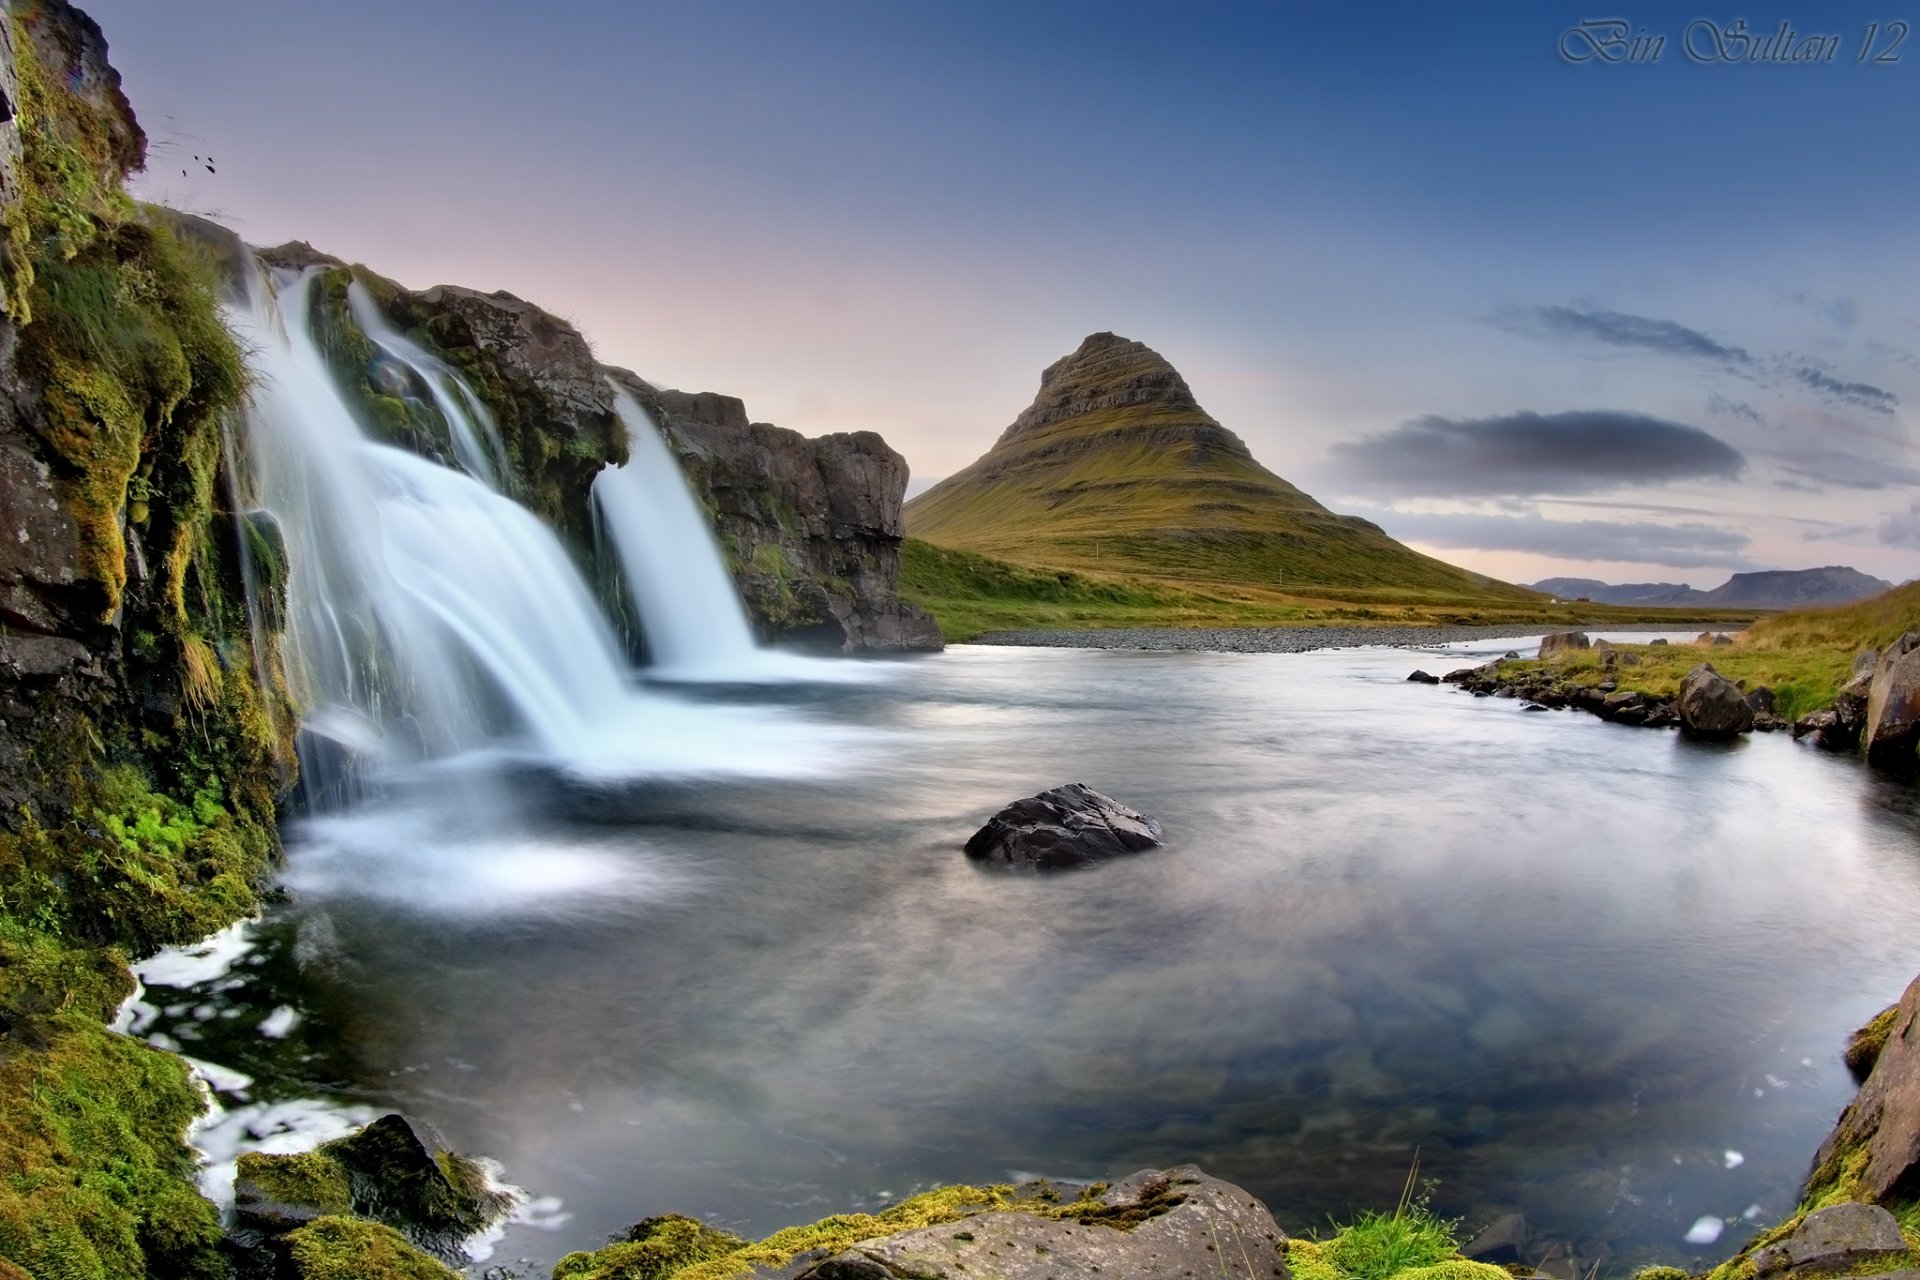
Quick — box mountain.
[905,333,1531,598]
[1530,566,1893,609]
[1529,578,1701,606]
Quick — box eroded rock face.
[1864,632,1920,769]
[1677,663,1754,737]
[624,375,941,652]
[1811,972,1920,1205]
[965,783,1163,869]
[791,1167,1287,1280]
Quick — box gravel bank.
[970,623,1722,654]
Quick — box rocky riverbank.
[973,623,1708,653]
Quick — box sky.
[86,0,1920,588]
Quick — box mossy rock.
[284,1216,459,1280]
[1850,1005,1902,1079]
[551,1215,748,1280]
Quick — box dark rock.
[1596,679,1618,693]
[237,1114,510,1260]
[1649,637,1669,646]
[1538,631,1590,659]
[1864,632,1920,769]
[1464,1213,1531,1266]
[965,783,1163,869]
[620,373,941,652]
[1856,648,1883,677]
[1848,1005,1900,1080]
[1747,686,1776,714]
[1504,650,1521,659]
[1696,631,1736,646]
[1677,663,1754,736]
[1752,1203,1905,1275]
[1407,669,1441,684]
[795,1167,1286,1280]
[1521,702,1549,712]
[1619,651,1641,667]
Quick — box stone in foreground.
[791,1167,1285,1280]
[1677,663,1754,737]
[965,783,1163,869]
[1751,1202,1906,1275]
[1407,669,1440,684]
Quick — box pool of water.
[137,635,1920,1275]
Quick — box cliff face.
[0,3,297,1276]
[280,253,938,652]
[617,373,943,652]
[907,332,1531,600]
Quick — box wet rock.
[965,783,1163,869]
[1464,1213,1531,1266]
[1746,686,1776,714]
[1407,669,1441,684]
[1538,631,1590,659]
[1864,632,1920,769]
[794,1167,1285,1280]
[1848,1005,1901,1080]
[1751,1203,1906,1275]
[1677,663,1754,737]
[234,1114,509,1259]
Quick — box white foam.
[259,1006,302,1039]
[132,919,256,989]
[1685,1216,1726,1245]
[1724,1150,1745,1169]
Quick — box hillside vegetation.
[899,539,1758,642]
[905,332,1538,601]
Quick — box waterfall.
[227,268,637,771]
[345,281,510,489]
[592,386,765,679]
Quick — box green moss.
[1849,1006,1901,1078]
[1634,1267,1692,1280]
[283,1216,459,1280]
[552,1215,748,1280]
[0,1007,224,1280]
[237,1149,354,1217]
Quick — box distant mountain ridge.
[905,332,1534,599]
[1531,566,1894,609]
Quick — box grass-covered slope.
[905,332,1536,602]
[900,538,1758,642]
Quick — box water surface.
[144,636,1920,1275]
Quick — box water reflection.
[153,637,1920,1275]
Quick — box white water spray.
[346,281,509,488]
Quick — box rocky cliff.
[0,2,298,1275]
[906,332,1534,601]
[260,248,937,652]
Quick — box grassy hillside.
[905,333,1537,600]
[1742,578,1920,652]
[899,539,1758,642]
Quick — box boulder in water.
[966,783,1163,869]
[1677,663,1754,736]
[1407,669,1440,684]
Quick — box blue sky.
[88,1,1920,585]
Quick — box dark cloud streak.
[1502,305,1751,364]
[1328,409,1747,498]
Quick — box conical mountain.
[907,333,1527,597]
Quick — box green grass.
[900,538,1759,642]
[1508,641,1856,722]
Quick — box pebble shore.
[970,623,1713,654]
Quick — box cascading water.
[592,384,875,683]
[346,281,510,489]
[592,384,764,678]
[225,264,868,789]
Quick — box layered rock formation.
[267,250,936,652]
[907,332,1534,600]
[614,373,941,651]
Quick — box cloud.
[1880,500,1920,550]
[1500,305,1750,364]
[1784,290,1861,331]
[1706,393,1768,428]
[1790,363,1900,415]
[1766,447,1920,491]
[1327,409,1748,498]
[1354,508,1754,569]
